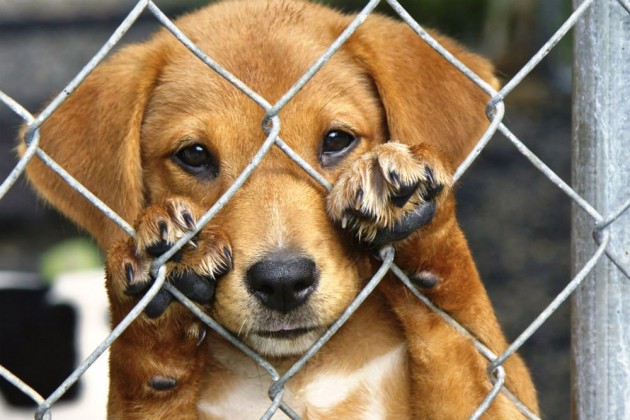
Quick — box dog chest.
[197,342,408,419]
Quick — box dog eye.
[320,130,357,166]
[176,144,210,167]
[173,144,218,178]
[323,130,355,153]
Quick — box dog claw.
[341,215,349,229]
[196,327,207,346]
[124,263,149,295]
[389,170,400,189]
[181,211,195,230]
[125,263,134,283]
[425,166,435,187]
[390,181,419,208]
[223,246,233,270]
[158,220,168,240]
[420,166,443,201]
[421,181,443,201]
[354,188,364,211]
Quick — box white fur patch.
[197,376,286,419]
[198,347,302,419]
[198,344,406,418]
[300,344,406,411]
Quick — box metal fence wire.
[1,0,629,419]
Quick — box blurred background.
[0,0,573,418]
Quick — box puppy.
[21,0,539,418]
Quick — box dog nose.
[246,253,318,313]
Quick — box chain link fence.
[0,0,628,418]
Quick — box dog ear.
[345,15,499,170]
[20,42,165,249]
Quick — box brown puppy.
[20,0,539,418]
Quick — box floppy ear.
[345,15,499,170]
[20,42,164,249]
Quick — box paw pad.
[410,271,440,289]
[149,375,177,391]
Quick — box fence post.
[571,0,630,418]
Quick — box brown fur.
[20,0,538,418]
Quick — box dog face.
[142,40,385,356]
[22,0,496,357]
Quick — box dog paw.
[106,197,232,323]
[327,142,451,246]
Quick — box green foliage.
[319,0,488,40]
[40,238,102,284]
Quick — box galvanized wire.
[34,265,169,420]
[0,365,44,407]
[488,0,595,108]
[489,231,610,372]
[0,0,628,419]
[23,0,150,142]
[267,0,382,117]
[150,116,282,270]
[0,91,36,199]
[33,149,136,238]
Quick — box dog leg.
[105,197,232,419]
[328,142,538,418]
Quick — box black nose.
[246,253,318,313]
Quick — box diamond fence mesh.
[0,0,628,419]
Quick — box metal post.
[571,0,630,418]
